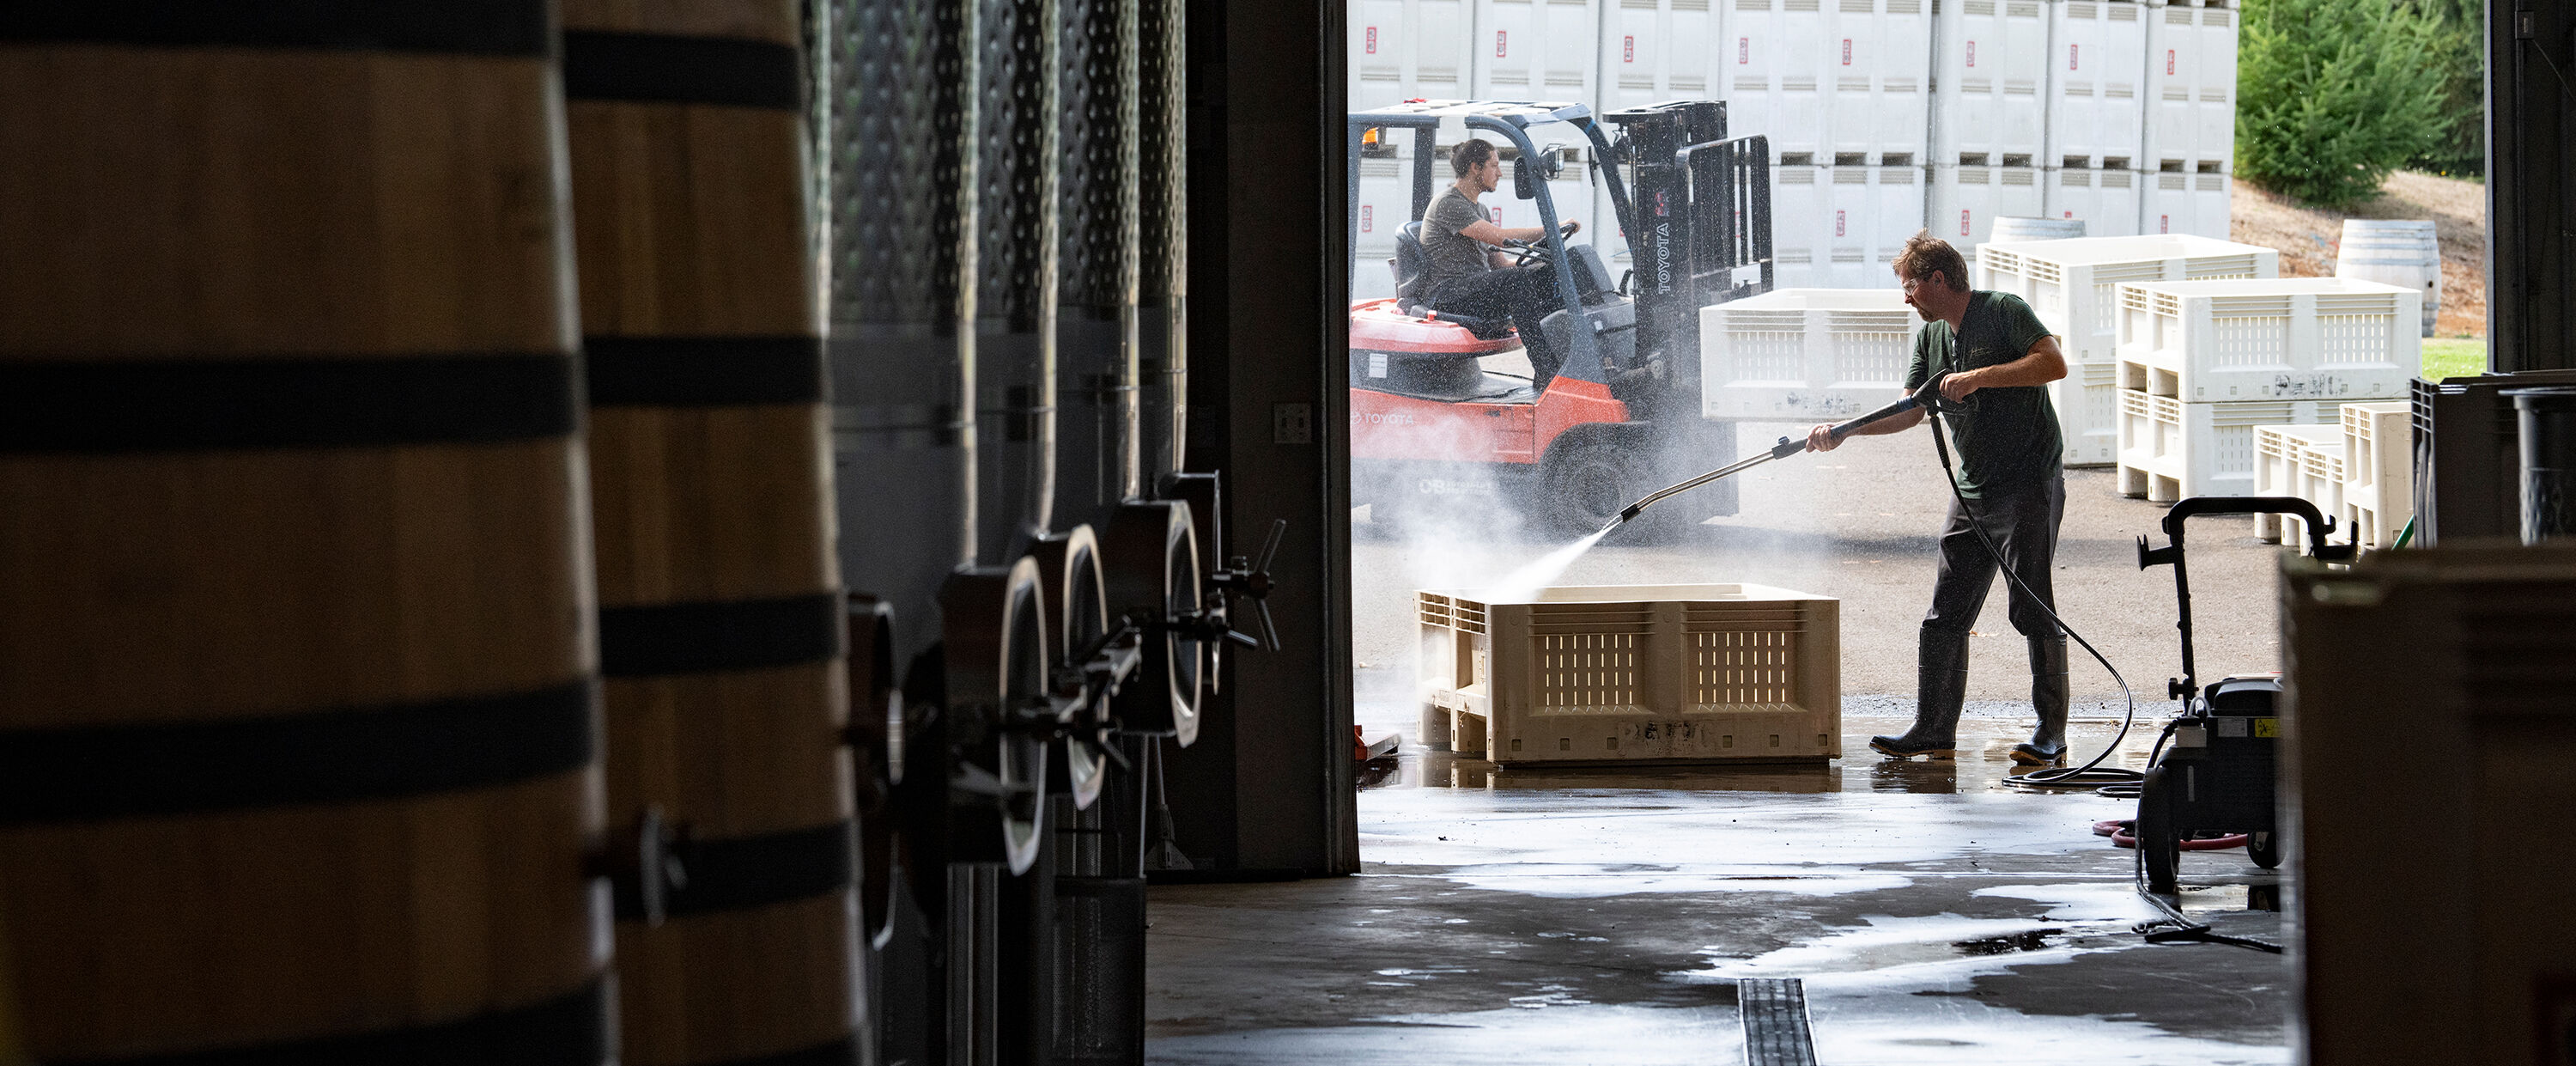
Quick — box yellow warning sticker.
[2254,718,2281,738]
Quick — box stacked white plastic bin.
[1929,0,2048,250]
[1699,289,1929,420]
[1595,0,1726,268]
[1975,234,2273,466]
[2111,277,2420,501]
[2139,0,2235,237]
[1472,0,1598,259]
[1351,1,1479,300]
[2042,0,2147,235]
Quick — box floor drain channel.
[1738,978,1819,1066]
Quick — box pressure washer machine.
[2130,496,2355,895]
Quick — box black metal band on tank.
[691,1033,865,1066]
[598,593,848,678]
[0,1,549,55]
[562,31,805,111]
[51,978,611,1066]
[583,335,829,407]
[0,679,598,825]
[0,354,577,454]
[612,820,859,921]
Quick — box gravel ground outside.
[2229,168,2487,338]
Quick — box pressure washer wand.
[1609,374,1953,528]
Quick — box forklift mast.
[1598,101,1773,409]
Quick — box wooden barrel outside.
[0,7,605,1063]
[558,2,860,1063]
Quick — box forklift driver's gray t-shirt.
[1903,290,2063,499]
[1418,186,1494,299]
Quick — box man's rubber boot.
[1872,628,1970,758]
[2012,636,2070,765]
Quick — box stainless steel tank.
[1054,0,1141,529]
[977,0,1060,563]
[1136,0,1187,486]
[829,0,980,665]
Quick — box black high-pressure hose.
[1919,396,2281,953]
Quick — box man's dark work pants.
[1428,267,1564,385]
[1923,476,2066,642]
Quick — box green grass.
[2421,337,2488,381]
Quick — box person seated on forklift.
[1805,231,2074,766]
[1416,137,1581,387]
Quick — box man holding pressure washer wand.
[1806,232,2073,765]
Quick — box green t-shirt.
[1903,290,2063,498]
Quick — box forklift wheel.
[2246,831,2282,870]
[1538,430,1677,540]
[2136,764,2183,895]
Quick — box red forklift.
[1346,99,1773,535]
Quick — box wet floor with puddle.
[1146,715,2290,1064]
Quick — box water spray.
[1607,372,1961,531]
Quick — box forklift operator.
[1416,137,1580,387]
[1804,231,2074,767]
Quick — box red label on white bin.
[2069,43,2078,70]
[1959,210,1971,238]
[1835,210,1846,238]
[1842,39,1851,65]
[1361,205,1373,232]
[1365,27,1377,53]
[1967,40,1976,67]
[2167,49,2176,75]
[2160,214,2171,234]
[1739,37,1748,64]
[1625,35,1635,62]
[1496,30,1508,58]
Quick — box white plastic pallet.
[1930,0,2051,163]
[2043,0,2148,168]
[1700,288,1928,421]
[2285,441,2347,552]
[2116,391,2333,503]
[2339,400,2413,549]
[2040,167,2143,238]
[2114,277,2421,403]
[2251,423,2342,541]
[1977,234,2275,367]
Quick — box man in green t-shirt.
[1804,232,2073,765]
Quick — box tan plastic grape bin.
[1417,583,1841,766]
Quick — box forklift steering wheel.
[1502,238,1552,269]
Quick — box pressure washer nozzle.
[1616,503,1643,524]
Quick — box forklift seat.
[1390,221,1515,340]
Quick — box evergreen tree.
[2397,0,2485,175]
[2237,0,2449,206]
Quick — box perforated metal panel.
[833,0,976,329]
[1133,0,1187,483]
[826,0,981,661]
[1053,0,1141,524]
[1057,0,1137,313]
[975,0,1060,559]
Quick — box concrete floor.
[1143,420,2305,1063]
[1147,718,2291,1063]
